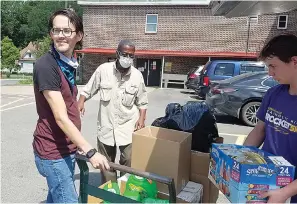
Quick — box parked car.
[195,60,267,99]
[185,65,204,90]
[205,71,278,127]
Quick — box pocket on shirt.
[122,85,138,107]
[100,82,112,102]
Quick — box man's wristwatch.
[86,148,97,159]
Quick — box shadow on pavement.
[215,114,246,126]
[189,95,203,100]
[180,90,195,95]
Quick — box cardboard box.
[117,173,130,195]
[190,150,219,203]
[158,182,203,203]
[87,181,111,203]
[176,181,203,203]
[131,126,192,194]
[209,144,296,203]
[118,174,202,203]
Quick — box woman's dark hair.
[48,8,84,46]
[259,34,297,63]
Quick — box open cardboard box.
[132,126,223,202]
[88,135,223,203]
[118,174,203,203]
[87,177,192,203]
[190,137,224,203]
[87,177,203,203]
[87,180,111,203]
[131,126,192,194]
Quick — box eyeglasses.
[117,51,135,59]
[51,28,76,37]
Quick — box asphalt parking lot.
[1,85,253,203]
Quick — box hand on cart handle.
[78,151,110,171]
[90,152,110,170]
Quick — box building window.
[247,16,258,25]
[277,15,288,29]
[145,14,158,33]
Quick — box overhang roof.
[77,0,211,6]
[74,48,257,58]
[211,1,297,17]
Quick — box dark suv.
[195,60,267,99]
[185,65,204,90]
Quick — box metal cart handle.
[75,153,177,203]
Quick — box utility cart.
[75,154,177,203]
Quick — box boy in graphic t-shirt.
[244,34,297,203]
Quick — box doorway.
[136,58,162,86]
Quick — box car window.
[187,68,195,74]
[223,72,268,85]
[195,65,204,74]
[240,65,266,74]
[202,61,211,74]
[214,63,235,76]
[262,77,278,87]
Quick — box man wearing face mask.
[78,40,148,182]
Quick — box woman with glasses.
[32,9,109,203]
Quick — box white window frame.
[248,16,258,25]
[277,15,288,29]
[145,14,158,34]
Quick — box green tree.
[1,36,20,76]
[34,35,52,59]
[1,1,83,48]
[1,1,28,47]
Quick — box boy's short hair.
[259,34,297,63]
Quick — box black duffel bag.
[152,101,219,153]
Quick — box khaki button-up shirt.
[80,62,148,146]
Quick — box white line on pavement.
[7,96,21,99]
[235,135,247,145]
[0,102,35,112]
[0,98,25,108]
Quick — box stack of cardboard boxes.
[87,127,296,203]
[87,126,221,203]
[131,126,221,203]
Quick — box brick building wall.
[163,57,208,74]
[79,5,297,83]
[82,6,297,52]
[79,54,112,83]
[79,54,209,83]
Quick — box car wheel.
[240,101,261,127]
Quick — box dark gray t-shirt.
[33,51,81,160]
